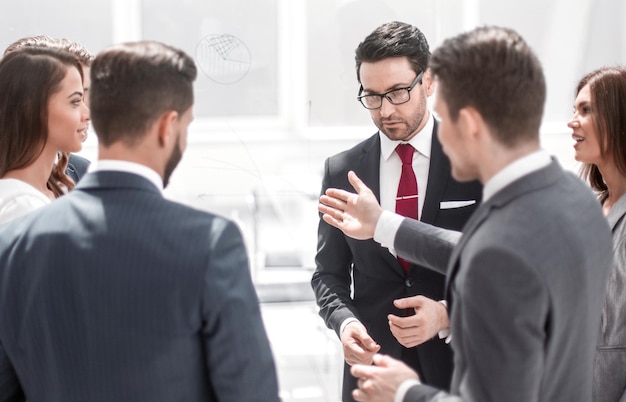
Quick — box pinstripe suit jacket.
[394,160,613,402]
[0,171,279,402]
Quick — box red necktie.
[395,144,418,275]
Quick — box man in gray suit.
[0,41,279,402]
[318,26,613,401]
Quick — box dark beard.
[162,139,182,188]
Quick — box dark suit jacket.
[65,153,91,183]
[0,171,280,402]
[395,160,613,402]
[312,122,482,401]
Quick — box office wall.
[1,0,624,271]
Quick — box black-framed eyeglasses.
[357,71,424,110]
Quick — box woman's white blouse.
[0,178,51,225]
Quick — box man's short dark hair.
[430,26,546,147]
[355,21,430,83]
[90,41,197,146]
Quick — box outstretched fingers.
[347,171,368,194]
[320,193,348,212]
[319,206,343,230]
[324,187,354,203]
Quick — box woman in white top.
[3,35,95,183]
[0,180,52,225]
[0,47,89,224]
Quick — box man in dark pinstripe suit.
[0,40,279,402]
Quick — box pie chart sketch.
[195,34,252,84]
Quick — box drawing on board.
[195,34,251,84]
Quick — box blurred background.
[2,1,625,400]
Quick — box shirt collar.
[380,114,434,161]
[606,193,626,230]
[483,149,551,201]
[89,160,164,191]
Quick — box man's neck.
[479,141,541,185]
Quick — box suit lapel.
[444,159,565,306]
[444,202,492,304]
[421,121,449,224]
[355,134,406,278]
[606,193,626,231]
[354,134,382,203]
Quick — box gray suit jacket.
[394,160,613,402]
[594,193,626,402]
[0,171,279,402]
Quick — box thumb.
[393,298,407,309]
[394,296,420,309]
[372,354,394,367]
[355,328,379,350]
[347,171,368,194]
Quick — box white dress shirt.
[89,160,163,192]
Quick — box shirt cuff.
[395,379,421,402]
[374,210,405,255]
[340,317,360,335]
[437,300,451,343]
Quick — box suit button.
[405,278,414,287]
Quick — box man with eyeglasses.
[311,21,482,401]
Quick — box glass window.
[473,0,626,123]
[141,0,279,119]
[306,0,440,127]
[0,2,112,58]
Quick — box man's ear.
[457,107,483,141]
[156,110,179,148]
[422,68,435,96]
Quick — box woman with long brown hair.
[0,47,89,223]
[4,35,94,183]
[568,66,626,402]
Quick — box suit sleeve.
[405,245,549,402]
[0,340,25,402]
[311,158,358,337]
[200,219,280,402]
[403,385,459,402]
[394,218,461,276]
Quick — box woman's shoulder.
[0,178,48,197]
[0,179,51,225]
